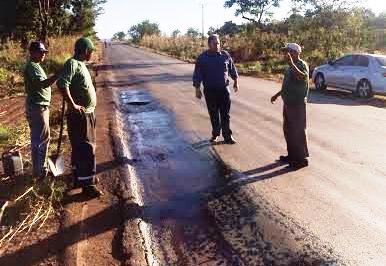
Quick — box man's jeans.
[26,104,50,177]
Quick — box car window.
[334,55,354,66]
[354,55,369,67]
[375,56,386,66]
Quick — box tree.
[291,0,363,13]
[0,0,106,43]
[185,27,201,39]
[212,21,241,36]
[0,0,17,43]
[224,0,282,26]
[70,0,107,36]
[112,31,126,41]
[128,20,161,43]
[172,29,181,38]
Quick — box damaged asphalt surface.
[104,43,386,265]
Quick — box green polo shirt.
[281,59,309,105]
[57,58,96,113]
[24,60,51,106]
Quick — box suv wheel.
[315,73,327,91]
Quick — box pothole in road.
[120,89,156,114]
[121,90,152,105]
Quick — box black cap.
[29,41,49,53]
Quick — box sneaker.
[224,136,237,145]
[210,136,220,143]
[279,155,290,163]
[82,185,103,198]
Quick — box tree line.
[0,0,106,45]
[113,0,385,64]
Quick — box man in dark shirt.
[271,43,310,169]
[193,34,239,144]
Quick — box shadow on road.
[308,88,386,108]
[95,62,188,73]
[0,157,338,265]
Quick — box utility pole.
[201,2,205,46]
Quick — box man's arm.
[228,56,240,92]
[31,74,59,88]
[56,60,84,113]
[271,90,282,104]
[193,56,203,99]
[287,54,308,80]
[61,87,85,113]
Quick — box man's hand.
[195,87,202,99]
[271,93,280,104]
[233,81,239,93]
[286,52,294,66]
[71,103,85,113]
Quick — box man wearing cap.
[271,43,310,169]
[24,41,59,179]
[193,34,239,144]
[57,37,100,197]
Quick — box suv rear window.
[375,56,386,66]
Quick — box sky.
[95,0,386,40]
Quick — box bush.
[0,125,10,144]
[0,36,79,99]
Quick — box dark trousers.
[67,111,96,187]
[26,104,50,177]
[204,88,232,139]
[283,103,309,162]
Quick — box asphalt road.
[104,43,386,265]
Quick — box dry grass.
[140,35,205,61]
[0,36,80,99]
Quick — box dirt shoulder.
[0,46,132,266]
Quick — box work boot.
[82,185,103,198]
[224,136,237,145]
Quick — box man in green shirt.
[271,43,310,170]
[57,37,100,197]
[24,41,59,179]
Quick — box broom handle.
[56,98,65,156]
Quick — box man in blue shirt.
[193,34,239,144]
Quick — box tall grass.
[139,32,290,77]
[0,36,79,99]
[141,35,205,61]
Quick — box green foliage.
[224,0,282,25]
[0,67,8,83]
[0,122,29,147]
[0,0,106,43]
[112,31,126,41]
[185,28,201,39]
[172,30,181,38]
[0,125,10,144]
[211,21,241,37]
[129,20,161,43]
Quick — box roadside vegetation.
[0,0,105,254]
[115,0,386,78]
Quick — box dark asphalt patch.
[119,89,343,266]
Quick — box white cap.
[283,43,302,54]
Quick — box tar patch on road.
[119,89,342,266]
